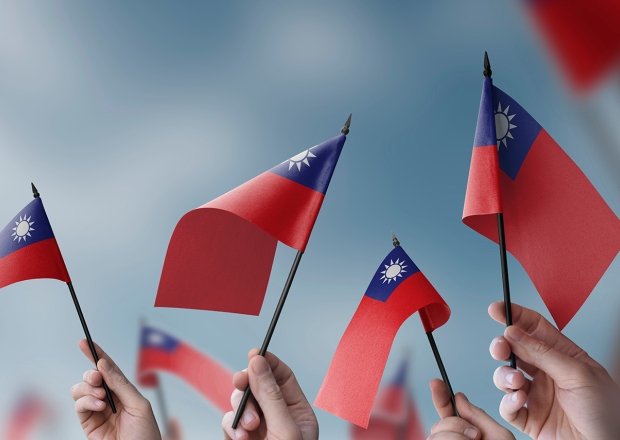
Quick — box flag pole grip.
[426,331,459,417]
[496,213,517,369]
[67,282,117,413]
[231,250,304,429]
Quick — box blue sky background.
[0,1,618,439]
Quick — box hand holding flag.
[0,184,116,412]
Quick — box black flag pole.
[141,318,170,434]
[483,53,517,370]
[392,234,459,417]
[32,183,117,413]
[231,114,352,429]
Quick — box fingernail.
[251,356,269,375]
[242,411,255,425]
[464,427,478,439]
[510,392,519,402]
[95,400,105,408]
[506,373,515,385]
[505,326,524,341]
[234,429,246,440]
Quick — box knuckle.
[261,380,283,401]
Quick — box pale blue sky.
[0,1,618,439]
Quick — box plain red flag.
[315,245,450,428]
[156,134,346,315]
[464,80,620,329]
[137,326,233,412]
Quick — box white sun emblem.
[11,214,35,243]
[380,258,408,284]
[287,149,317,171]
[148,332,165,345]
[495,102,517,148]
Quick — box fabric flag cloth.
[315,245,450,428]
[0,198,70,289]
[136,326,233,412]
[156,134,346,316]
[522,0,620,92]
[350,358,425,440]
[463,78,620,330]
[4,394,48,440]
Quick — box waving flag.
[522,0,620,92]
[0,198,70,289]
[4,394,49,440]
[463,80,620,329]
[350,359,425,440]
[156,133,346,315]
[137,326,233,412]
[315,245,450,428]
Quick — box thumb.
[97,358,145,408]
[504,326,582,387]
[248,356,297,433]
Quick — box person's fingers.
[430,416,480,439]
[504,325,587,388]
[247,355,299,435]
[230,389,260,431]
[489,337,539,377]
[82,369,103,388]
[97,358,146,409]
[492,366,530,394]
[232,370,248,391]
[430,379,456,419]
[455,393,515,439]
[221,411,249,440]
[498,390,528,431]
[427,432,471,440]
[71,381,106,401]
[75,395,106,414]
[488,302,590,361]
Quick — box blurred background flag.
[315,243,450,428]
[0,197,70,289]
[521,0,620,92]
[349,357,426,440]
[137,325,233,413]
[463,79,620,330]
[3,393,49,440]
[156,127,348,316]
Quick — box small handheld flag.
[156,116,349,316]
[350,357,426,440]
[463,55,620,330]
[314,237,451,428]
[0,184,116,413]
[137,325,233,413]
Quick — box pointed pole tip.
[392,233,400,247]
[483,51,492,78]
[31,182,40,198]
[341,113,352,135]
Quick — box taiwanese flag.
[350,359,425,440]
[0,198,70,289]
[315,245,450,428]
[522,0,620,92]
[156,133,346,315]
[463,79,620,329]
[4,394,49,440]
[137,326,233,412]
